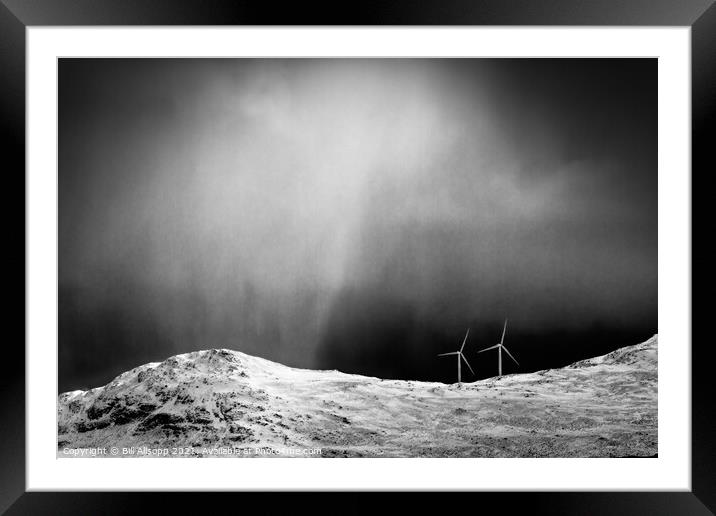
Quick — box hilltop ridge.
[58,336,658,458]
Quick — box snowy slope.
[58,335,658,458]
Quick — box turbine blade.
[477,344,500,353]
[460,353,475,375]
[460,328,470,353]
[437,352,459,357]
[503,346,519,366]
[500,319,508,345]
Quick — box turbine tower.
[477,319,519,377]
[437,329,475,385]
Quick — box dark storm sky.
[59,59,657,391]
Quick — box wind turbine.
[437,329,475,385]
[478,319,519,377]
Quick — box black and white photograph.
[57,58,657,459]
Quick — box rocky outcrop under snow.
[58,335,658,458]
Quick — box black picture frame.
[3,0,712,513]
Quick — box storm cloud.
[59,59,656,391]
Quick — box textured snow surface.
[58,335,657,457]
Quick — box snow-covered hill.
[58,335,657,457]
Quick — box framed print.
[4,0,712,513]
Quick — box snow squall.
[58,335,657,458]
